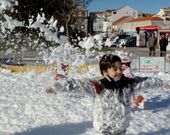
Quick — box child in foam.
[45,54,164,135]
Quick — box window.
[166,18,170,21]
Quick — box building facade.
[156,7,170,28]
[123,16,164,32]
[111,6,142,21]
[91,6,142,34]
[92,10,113,34]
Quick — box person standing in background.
[147,32,157,56]
[159,34,168,57]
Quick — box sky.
[87,0,170,14]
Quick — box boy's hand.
[45,86,56,94]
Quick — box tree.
[1,0,94,50]
[10,0,93,37]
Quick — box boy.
[46,54,163,135]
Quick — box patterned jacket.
[53,75,163,134]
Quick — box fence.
[103,47,170,73]
[1,48,170,73]
[131,56,170,73]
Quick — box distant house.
[91,6,142,34]
[91,10,113,34]
[156,7,170,27]
[111,6,142,21]
[112,16,133,32]
[157,7,170,21]
[123,16,164,32]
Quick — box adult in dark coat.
[159,34,168,57]
[147,33,157,56]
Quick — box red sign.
[136,26,160,30]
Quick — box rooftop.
[128,16,163,22]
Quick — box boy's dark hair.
[99,54,121,75]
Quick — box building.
[123,16,164,32]
[111,6,142,21]
[157,7,170,22]
[91,6,142,34]
[156,7,170,28]
[112,16,133,32]
[91,10,113,34]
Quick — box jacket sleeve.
[166,38,169,46]
[132,76,163,91]
[52,78,100,96]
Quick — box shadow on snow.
[144,95,170,113]
[138,128,170,135]
[14,121,93,135]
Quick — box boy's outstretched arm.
[45,78,100,96]
[132,76,163,90]
[45,79,68,94]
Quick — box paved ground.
[111,47,170,57]
[1,47,170,58]
[1,47,170,65]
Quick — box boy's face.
[104,61,123,81]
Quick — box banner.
[139,57,165,72]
